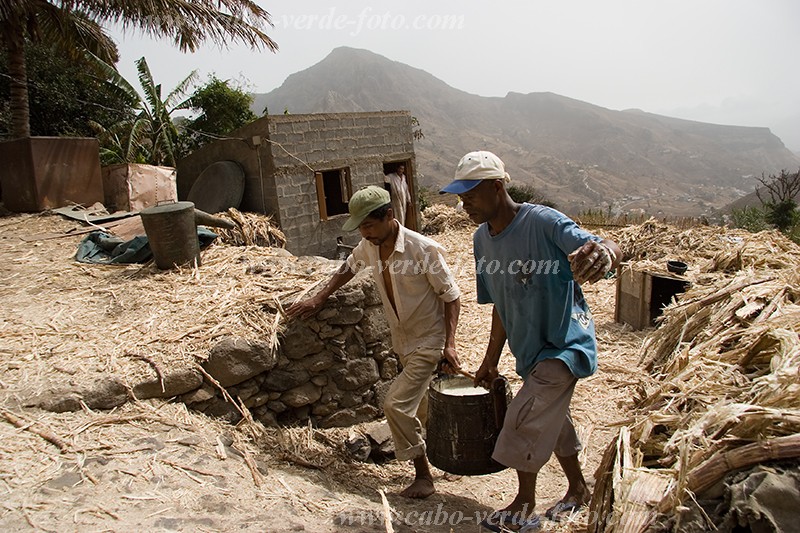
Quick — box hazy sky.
[111,0,800,151]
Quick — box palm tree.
[0,0,276,139]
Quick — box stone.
[316,307,338,320]
[318,324,343,339]
[338,391,360,409]
[32,390,82,413]
[322,379,342,400]
[371,345,393,362]
[281,322,325,359]
[85,377,129,410]
[380,358,399,380]
[203,400,242,424]
[133,437,165,451]
[332,358,380,391]
[44,471,83,490]
[231,381,259,402]
[362,420,393,445]
[310,375,328,387]
[319,405,380,428]
[328,306,364,325]
[360,306,390,344]
[203,338,276,387]
[362,280,382,307]
[311,402,336,416]
[262,368,310,392]
[345,431,371,462]
[335,283,367,306]
[275,354,292,369]
[292,405,311,421]
[373,380,393,411]
[133,368,203,400]
[318,391,334,405]
[281,382,322,408]
[376,438,396,460]
[266,400,287,413]
[361,389,374,405]
[256,411,278,427]
[329,346,348,362]
[344,330,367,360]
[244,391,270,409]
[301,351,335,373]
[182,383,216,404]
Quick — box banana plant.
[88,53,197,166]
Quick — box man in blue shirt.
[441,151,621,532]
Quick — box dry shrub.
[420,204,474,235]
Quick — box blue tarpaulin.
[75,228,218,264]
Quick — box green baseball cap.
[342,186,391,231]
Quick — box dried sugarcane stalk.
[195,365,246,419]
[1,408,69,451]
[124,352,166,393]
[658,433,800,513]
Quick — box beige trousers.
[383,346,441,461]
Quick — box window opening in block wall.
[315,168,352,220]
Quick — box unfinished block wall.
[264,112,415,258]
[176,111,417,258]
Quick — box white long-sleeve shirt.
[346,224,460,356]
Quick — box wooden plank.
[315,172,328,220]
[15,215,143,242]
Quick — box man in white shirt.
[287,186,461,499]
[384,163,412,226]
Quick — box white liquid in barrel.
[437,381,488,396]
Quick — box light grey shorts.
[492,358,582,473]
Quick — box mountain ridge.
[252,47,800,216]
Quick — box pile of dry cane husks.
[590,220,800,532]
[214,208,287,248]
[0,211,329,391]
[420,204,475,235]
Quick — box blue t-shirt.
[474,203,600,379]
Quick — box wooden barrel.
[425,375,510,476]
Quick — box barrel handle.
[194,208,236,229]
[491,376,508,429]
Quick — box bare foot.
[400,477,435,499]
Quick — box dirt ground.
[0,213,645,533]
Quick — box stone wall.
[182,270,397,428]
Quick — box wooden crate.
[615,264,690,330]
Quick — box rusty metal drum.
[426,375,510,476]
[140,201,201,269]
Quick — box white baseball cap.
[440,151,510,195]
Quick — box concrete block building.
[177,111,418,258]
